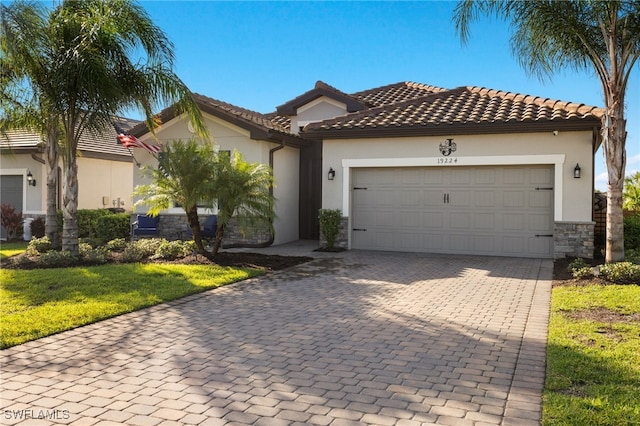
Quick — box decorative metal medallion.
[439,138,457,156]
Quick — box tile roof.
[132,80,603,141]
[193,94,291,134]
[303,85,603,134]
[1,117,139,158]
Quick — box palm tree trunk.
[211,224,225,256]
[61,152,79,255]
[44,126,59,248]
[185,207,205,254]
[603,92,626,263]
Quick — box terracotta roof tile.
[351,81,448,106]
[1,117,138,158]
[304,86,603,133]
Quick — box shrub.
[105,238,128,252]
[26,236,53,255]
[567,258,589,274]
[77,209,113,238]
[319,209,342,249]
[626,249,640,265]
[152,240,194,260]
[95,213,130,242]
[80,245,110,265]
[572,266,594,280]
[624,214,640,251]
[30,217,45,238]
[39,250,77,267]
[0,204,23,240]
[599,262,640,284]
[121,238,165,263]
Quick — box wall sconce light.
[573,163,581,179]
[26,170,36,187]
[328,167,336,181]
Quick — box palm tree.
[2,0,208,255]
[623,172,640,211]
[133,139,217,254]
[210,150,275,256]
[1,1,61,247]
[454,1,640,263]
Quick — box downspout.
[31,152,45,164]
[222,139,285,249]
[592,126,600,223]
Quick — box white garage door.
[351,165,554,258]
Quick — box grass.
[0,263,263,348]
[0,241,28,260]
[543,283,640,425]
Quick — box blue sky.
[139,1,639,191]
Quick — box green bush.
[77,209,113,238]
[599,262,640,284]
[573,266,594,280]
[26,236,53,255]
[80,245,110,265]
[624,214,640,250]
[567,258,589,274]
[152,240,195,260]
[39,250,77,267]
[121,238,165,262]
[626,249,640,265]
[96,213,130,242]
[319,209,342,249]
[105,238,128,252]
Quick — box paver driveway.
[1,249,552,426]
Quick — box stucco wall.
[135,113,300,245]
[78,157,133,210]
[1,153,133,214]
[292,97,347,134]
[322,131,594,223]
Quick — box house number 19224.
[437,157,458,164]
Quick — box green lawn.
[544,284,640,425]
[0,263,263,348]
[0,241,28,260]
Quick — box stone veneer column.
[554,221,595,259]
[319,217,349,249]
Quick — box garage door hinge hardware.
[353,228,367,231]
[535,187,553,190]
[535,234,553,237]
[353,187,368,190]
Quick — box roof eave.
[301,119,603,140]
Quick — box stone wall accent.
[132,213,272,246]
[554,221,595,259]
[319,217,349,249]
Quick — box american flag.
[115,126,161,154]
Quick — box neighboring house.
[132,81,603,259]
[0,118,137,239]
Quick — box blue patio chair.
[185,215,218,242]
[131,214,160,240]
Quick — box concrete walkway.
[1,243,552,425]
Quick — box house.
[0,118,138,238]
[131,81,603,259]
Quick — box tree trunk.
[603,92,626,263]
[61,152,79,255]
[44,126,59,248]
[211,223,225,256]
[185,207,205,254]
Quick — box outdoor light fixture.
[328,167,336,180]
[574,163,581,179]
[26,170,36,187]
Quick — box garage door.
[351,165,554,258]
[0,175,24,240]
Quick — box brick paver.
[1,245,551,425]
